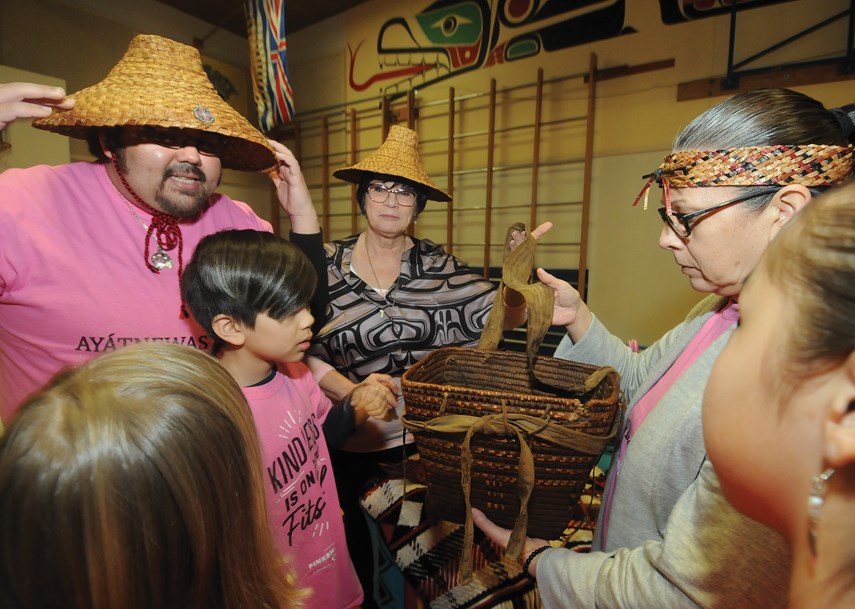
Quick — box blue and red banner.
[245,0,296,131]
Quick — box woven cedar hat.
[32,34,276,172]
[333,125,451,202]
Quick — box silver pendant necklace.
[117,194,174,270]
[363,239,398,318]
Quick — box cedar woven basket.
[402,349,620,537]
[401,225,624,576]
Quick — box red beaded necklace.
[112,156,187,317]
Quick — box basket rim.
[401,346,620,403]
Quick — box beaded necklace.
[111,156,184,276]
[110,156,187,317]
[361,237,400,319]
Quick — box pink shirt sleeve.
[304,354,335,383]
[282,361,334,424]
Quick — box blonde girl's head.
[0,343,304,609]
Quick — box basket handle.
[460,414,533,578]
[434,406,625,581]
[477,223,554,374]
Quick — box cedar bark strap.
[461,413,533,578]
[478,223,553,374]
[401,399,622,579]
[475,222,614,399]
[402,407,619,454]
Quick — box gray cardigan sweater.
[536,296,790,609]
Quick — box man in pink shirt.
[0,34,310,422]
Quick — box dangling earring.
[808,467,835,557]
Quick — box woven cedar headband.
[657,144,853,187]
[633,144,853,207]
[32,34,276,173]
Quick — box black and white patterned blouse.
[293,232,497,450]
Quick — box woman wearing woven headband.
[0,343,305,609]
[703,180,855,609]
[473,88,855,609]
[275,125,549,607]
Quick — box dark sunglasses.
[121,127,229,157]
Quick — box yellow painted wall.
[286,0,853,344]
[1,0,852,345]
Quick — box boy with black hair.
[182,228,396,609]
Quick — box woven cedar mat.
[360,460,606,609]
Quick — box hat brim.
[332,124,451,202]
[37,115,276,173]
[31,35,276,173]
[333,167,451,203]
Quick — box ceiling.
[159,0,372,38]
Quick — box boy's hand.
[350,374,397,422]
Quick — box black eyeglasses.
[121,127,229,157]
[658,187,780,238]
[366,183,418,207]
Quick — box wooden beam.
[349,109,358,235]
[530,69,543,230]
[446,87,455,253]
[578,53,597,301]
[482,78,497,279]
[320,115,330,237]
[588,59,675,82]
[407,90,418,237]
[406,89,416,130]
[678,60,855,101]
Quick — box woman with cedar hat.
[278,124,549,607]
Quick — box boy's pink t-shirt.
[243,362,363,609]
[0,162,271,421]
